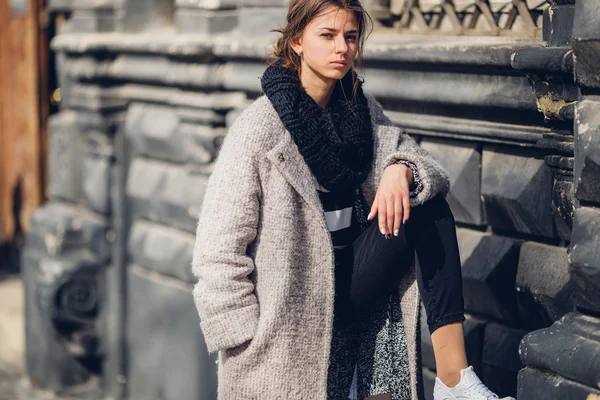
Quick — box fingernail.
[380,228,386,235]
[367,212,372,220]
[394,229,399,236]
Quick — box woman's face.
[292,7,359,85]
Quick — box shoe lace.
[470,380,497,399]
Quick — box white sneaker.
[433,366,515,400]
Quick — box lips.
[331,60,347,66]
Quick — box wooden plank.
[37,0,49,206]
[0,0,43,243]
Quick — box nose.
[335,35,348,54]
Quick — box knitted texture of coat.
[192,94,450,399]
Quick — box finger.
[403,194,411,224]
[386,196,395,239]
[378,197,387,235]
[368,197,378,220]
[393,196,403,236]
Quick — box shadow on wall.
[1,178,24,276]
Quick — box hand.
[367,163,414,239]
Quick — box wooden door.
[0,0,47,250]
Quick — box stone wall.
[21,0,598,399]
[517,0,600,398]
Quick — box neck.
[299,66,336,109]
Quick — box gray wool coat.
[192,94,450,400]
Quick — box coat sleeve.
[366,93,451,207]
[191,119,261,353]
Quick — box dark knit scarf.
[261,60,374,232]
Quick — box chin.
[323,68,350,80]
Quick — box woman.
[192,1,513,399]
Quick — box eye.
[346,35,357,41]
[321,33,333,38]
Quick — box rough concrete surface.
[0,276,65,400]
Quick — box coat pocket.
[224,339,252,359]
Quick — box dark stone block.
[126,265,217,400]
[543,5,575,46]
[66,84,128,113]
[69,7,116,33]
[481,146,556,238]
[573,39,600,89]
[361,67,537,111]
[175,8,238,34]
[171,90,246,112]
[180,123,226,165]
[48,109,118,214]
[176,108,226,126]
[511,46,573,74]
[27,203,112,264]
[125,103,225,165]
[126,158,208,233]
[127,220,195,283]
[126,104,177,158]
[463,317,486,377]
[457,228,522,323]
[223,62,265,93]
[237,7,287,35]
[48,112,85,204]
[482,323,527,398]
[54,51,73,110]
[518,367,600,400]
[121,87,234,113]
[519,312,600,390]
[176,0,237,9]
[572,0,600,39]
[569,207,600,313]
[574,100,600,203]
[75,108,124,137]
[239,0,291,6]
[120,0,174,32]
[22,248,105,393]
[515,242,573,330]
[48,0,75,11]
[106,55,172,86]
[551,174,574,241]
[547,0,575,4]
[420,139,483,226]
[83,153,112,216]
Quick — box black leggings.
[334,194,465,334]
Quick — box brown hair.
[269,0,373,94]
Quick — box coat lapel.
[266,130,324,216]
[266,123,401,217]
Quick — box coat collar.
[266,124,401,215]
[266,128,323,216]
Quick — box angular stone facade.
[21,0,599,399]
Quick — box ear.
[290,37,302,55]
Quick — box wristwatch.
[394,159,423,198]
